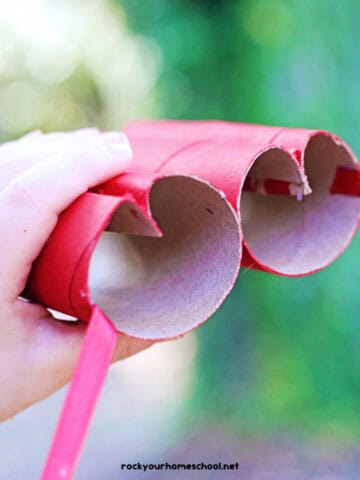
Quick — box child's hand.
[0,129,152,421]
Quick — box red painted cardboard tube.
[22,121,359,479]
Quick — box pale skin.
[0,129,152,421]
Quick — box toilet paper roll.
[26,121,358,479]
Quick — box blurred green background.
[0,0,359,477]
[117,0,360,444]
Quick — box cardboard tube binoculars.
[24,121,359,479]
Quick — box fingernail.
[104,131,133,163]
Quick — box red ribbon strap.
[41,308,118,479]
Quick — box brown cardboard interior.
[89,176,241,339]
[241,135,359,275]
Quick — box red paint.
[41,308,117,480]
[26,120,359,479]
[331,165,360,197]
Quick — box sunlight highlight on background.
[0,0,160,137]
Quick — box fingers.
[0,129,99,155]
[8,299,153,416]
[0,129,106,190]
[0,132,132,300]
[0,300,89,419]
[0,130,43,153]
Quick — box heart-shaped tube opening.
[89,176,241,339]
[241,137,359,275]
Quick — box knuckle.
[1,178,34,207]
